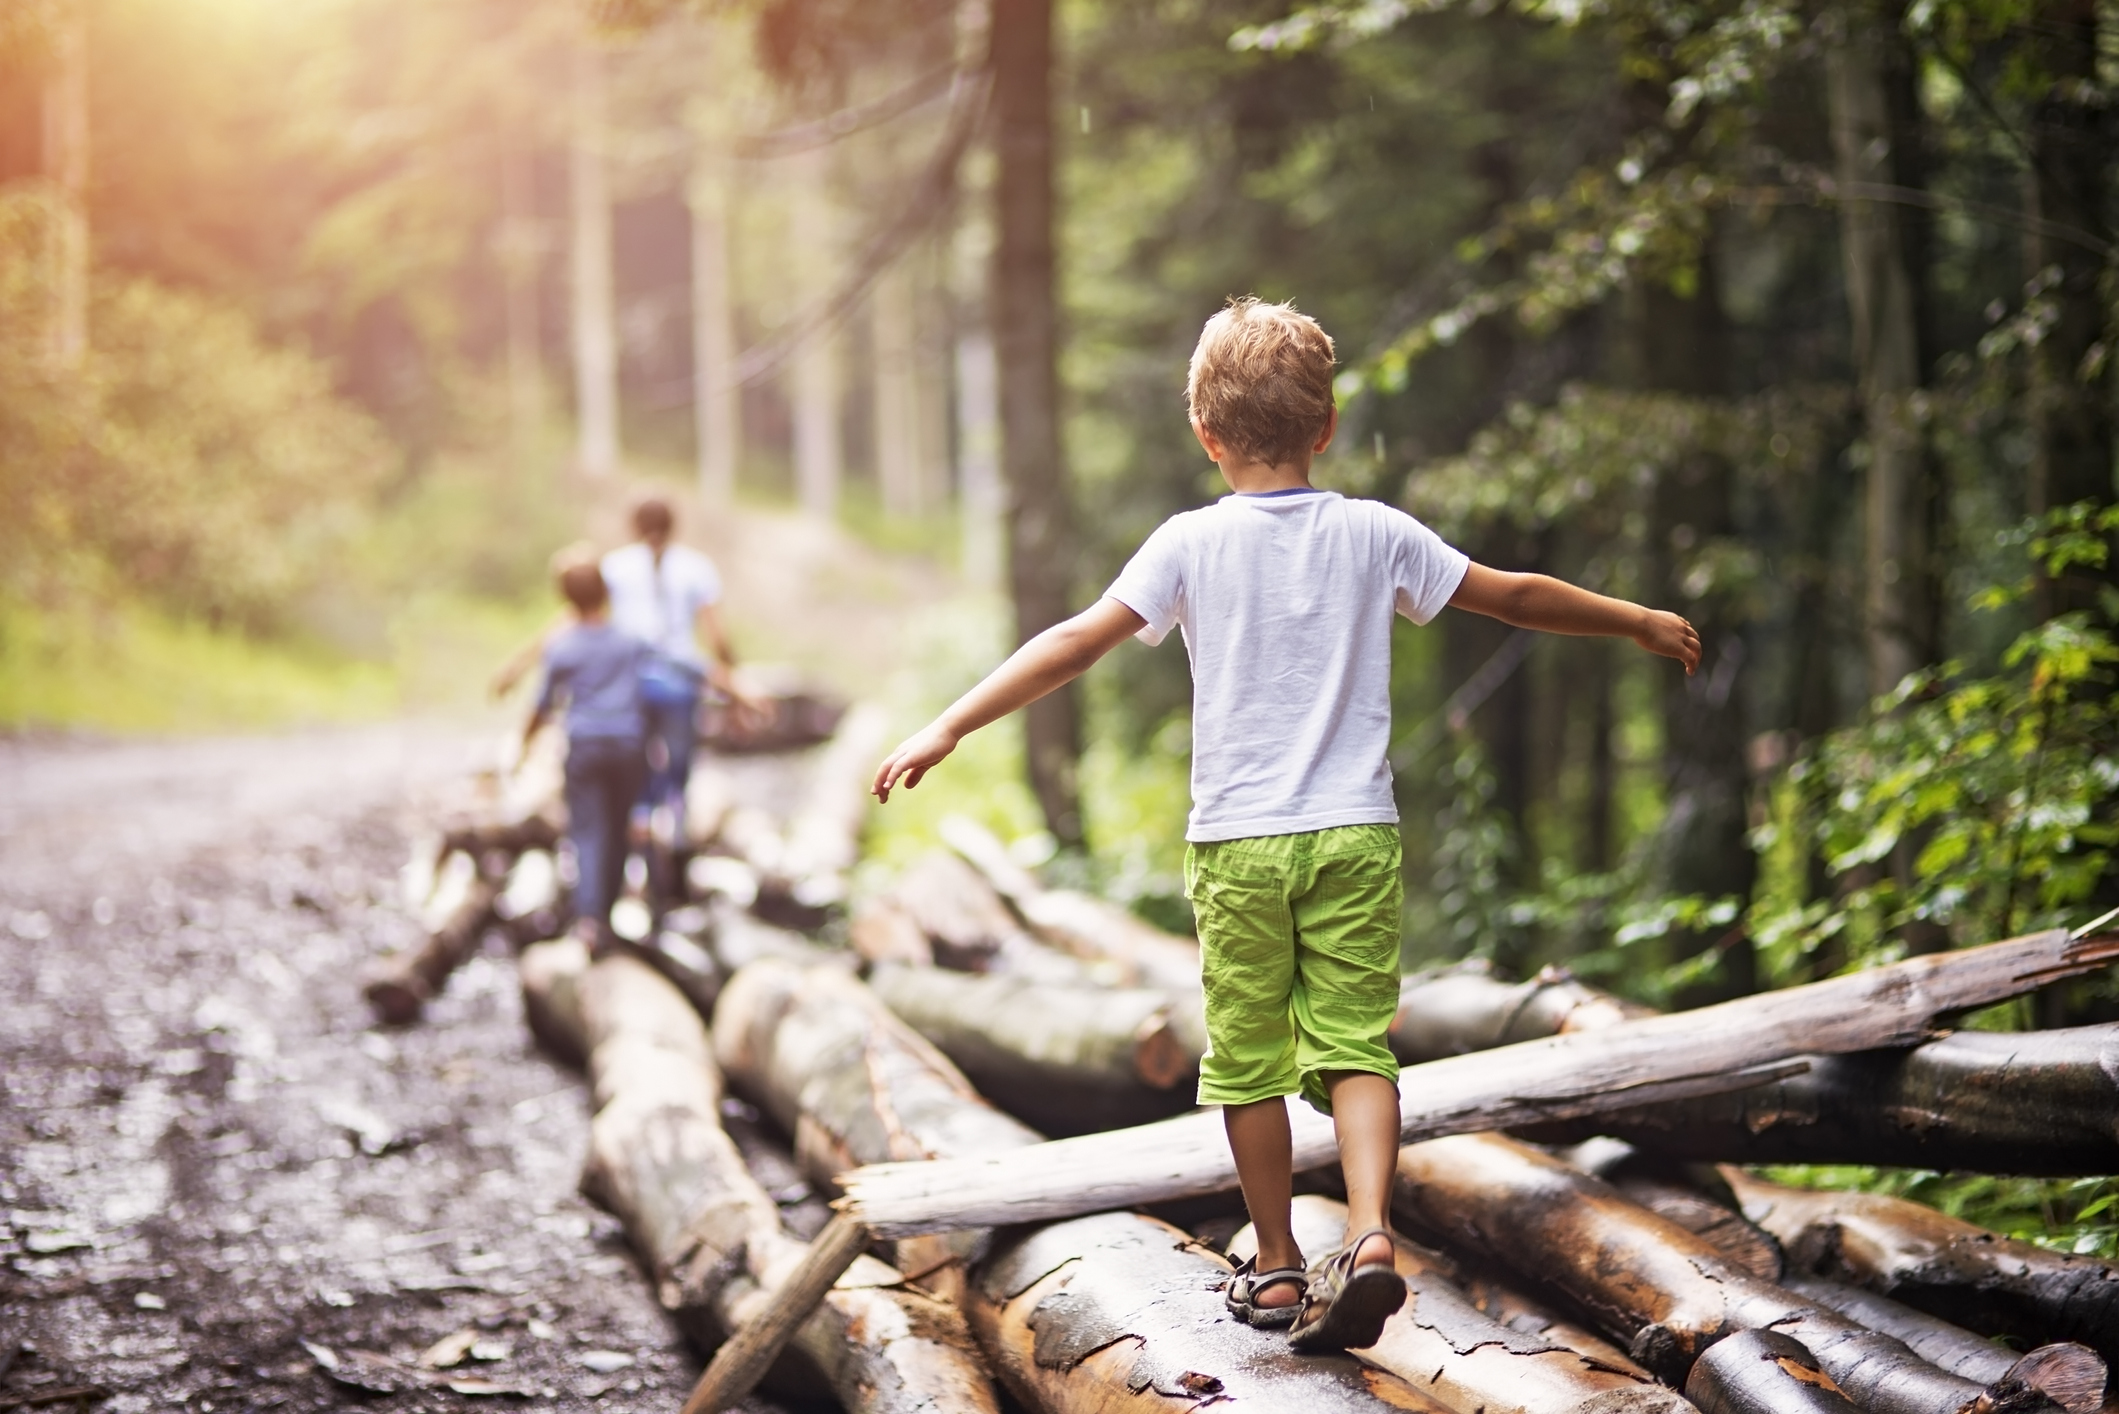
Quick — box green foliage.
[1761,1165,2119,1259]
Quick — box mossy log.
[1729,1170,2119,1369]
[1522,1026,2119,1176]
[517,940,1000,1414]
[1392,1133,2055,1414]
[963,1210,1449,1414]
[868,963,1197,1136]
[1232,1196,1694,1414]
[1389,962,1651,1063]
[838,928,2119,1239]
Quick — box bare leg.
[1324,1070,1399,1270]
[1223,1097,1304,1308]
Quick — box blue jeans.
[641,689,700,837]
[564,735,647,927]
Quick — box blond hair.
[1185,297,1337,467]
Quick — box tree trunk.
[790,146,841,521]
[990,0,1081,847]
[499,134,544,476]
[1233,1196,1693,1414]
[518,943,1002,1414]
[1786,1276,2106,1413]
[40,0,87,370]
[2023,0,2115,617]
[1391,1133,2041,1414]
[569,37,619,479]
[873,259,922,517]
[1827,0,1939,698]
[1518,1024,2119,1175]
[364,869,503,1025]
[1684,1329,1863,1414]
[1727,1170,2119,1367]
[689,144,738,505]
[868,962,1196,1136]
[955,329,1005,591]
[838,927,2119,1238]
[1389,961,1650,1063]
[963,1210,1448,1414]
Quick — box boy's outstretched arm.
[873,597,1147,802]
[1450,563,1702,674]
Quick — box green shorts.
[1186,824,1403,1116]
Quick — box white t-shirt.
[1105,490,1469,842]
[601,542,723,667]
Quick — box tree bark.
[1518,1024,2119,1175]
[790,145,841,520]
[1391,1133,2043,1414]
[838,927,2119,1238]
[868,963,1196,1136]
[2022,0,2115,616]
[1827,0,1940,698]
[1727,1170,2119,1368]
[1389,962,1650,1063]
[1684,1329,1864,1414]
[885,849,1051,973]
[364,869,503,1025]
[1456,1266,1660,1379]
[1233,1196,1694,1414]
[990,0,1081,847]
[689,142,738,505]
[493,848,570,951]
[955,329,1005,591]
[499,133,543,476]
[519,942,1002,1414]
[873,259,923,517]
[569,36,619,478]
[963,1210,1449,1414]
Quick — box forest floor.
[0,501,959,1413]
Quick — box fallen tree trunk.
[493,848,570,951]
[364,868,504,1025]
[1728,1170,2119,1369]
[1392,1132,2060,1414]
[838,928,2119,1238]
[1521,1026,2119,1176]
[1685,1329,1864,1414]
[1456,1266,1660,1379]
[886,850,1055,974]
[1786,1276,2105,1414]
[1233,1196,1694,1414]
[963,1209,1450,1414]
[1390,961,1652,1063]
[517,940,1000,1414]
[868,962,1196,1136]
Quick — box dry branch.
[516,941,1000,1414]
[839,928,2119,1238]
[1392,1133,2057,1414]
[1729,1170,2119,1368]
[963,1209,1449,1414]
[1522,1025,2119,1175]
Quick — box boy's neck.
[1219,456,1316,496]
[575,606,611,625]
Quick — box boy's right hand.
[873,723,961,803]
[1634,609,1702,675]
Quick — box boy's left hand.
[1636,610,1702,674]
[873,723,960,803]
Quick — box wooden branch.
[962,1209,1448,1414]
[1391,961,1650,1062]
[1728,1169,2119,1368]
[1392,1133,2057,1414]
[678,1213,876,1414]
[1234,1196,1693,1414]
[839,928,2119,1238]
[1521,1024,2119,1175]
[1684,1329,1862,1414]
[868,962,1196,1136]
[363,868,503,1024]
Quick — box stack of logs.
[373,708,2119,1414]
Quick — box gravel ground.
[0,724,804,1414]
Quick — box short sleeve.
[1105,519,1187,646]
[533,639,569,717]
[1386,507,1471,625]
[684,549,723,609]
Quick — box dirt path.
[0,724,802,1413]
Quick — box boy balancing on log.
[871,297,1700,1352]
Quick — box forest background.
[3,0,2116,1247]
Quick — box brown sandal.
[1287,1227,1404,1353]
[1225,1257,1308,1330]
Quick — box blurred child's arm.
[1449,563,1701,674]
[873,597,1148,802]
[490,613,566,699]
[518,705,550,771]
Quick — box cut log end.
[1997,1345,2106,1414]
[362,975,428,1026]
[1131,1010,1192,1089]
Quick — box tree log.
[364,867,504,1024]
[1519,1026,2119,1176]
[1390,961,1651,1063]
[1684,1330,1863,1414]
[720,702,887,928]
[852,895,934,967]
[700,690,847,755]
[493,848,570,951]
[888,849,1051,973]
[962,1209,1450,1414]
[1785,1277,2105,1414]
[517,940,1001,1414]
[438,809,562,862]
[1232,1196,1694,1414]
[1727,1170,2119,1368]
[838,928,2119,1238]
[1392,1133,2050,1414]
[868,962,1195,1136]
[1455,1267,1660,1379]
